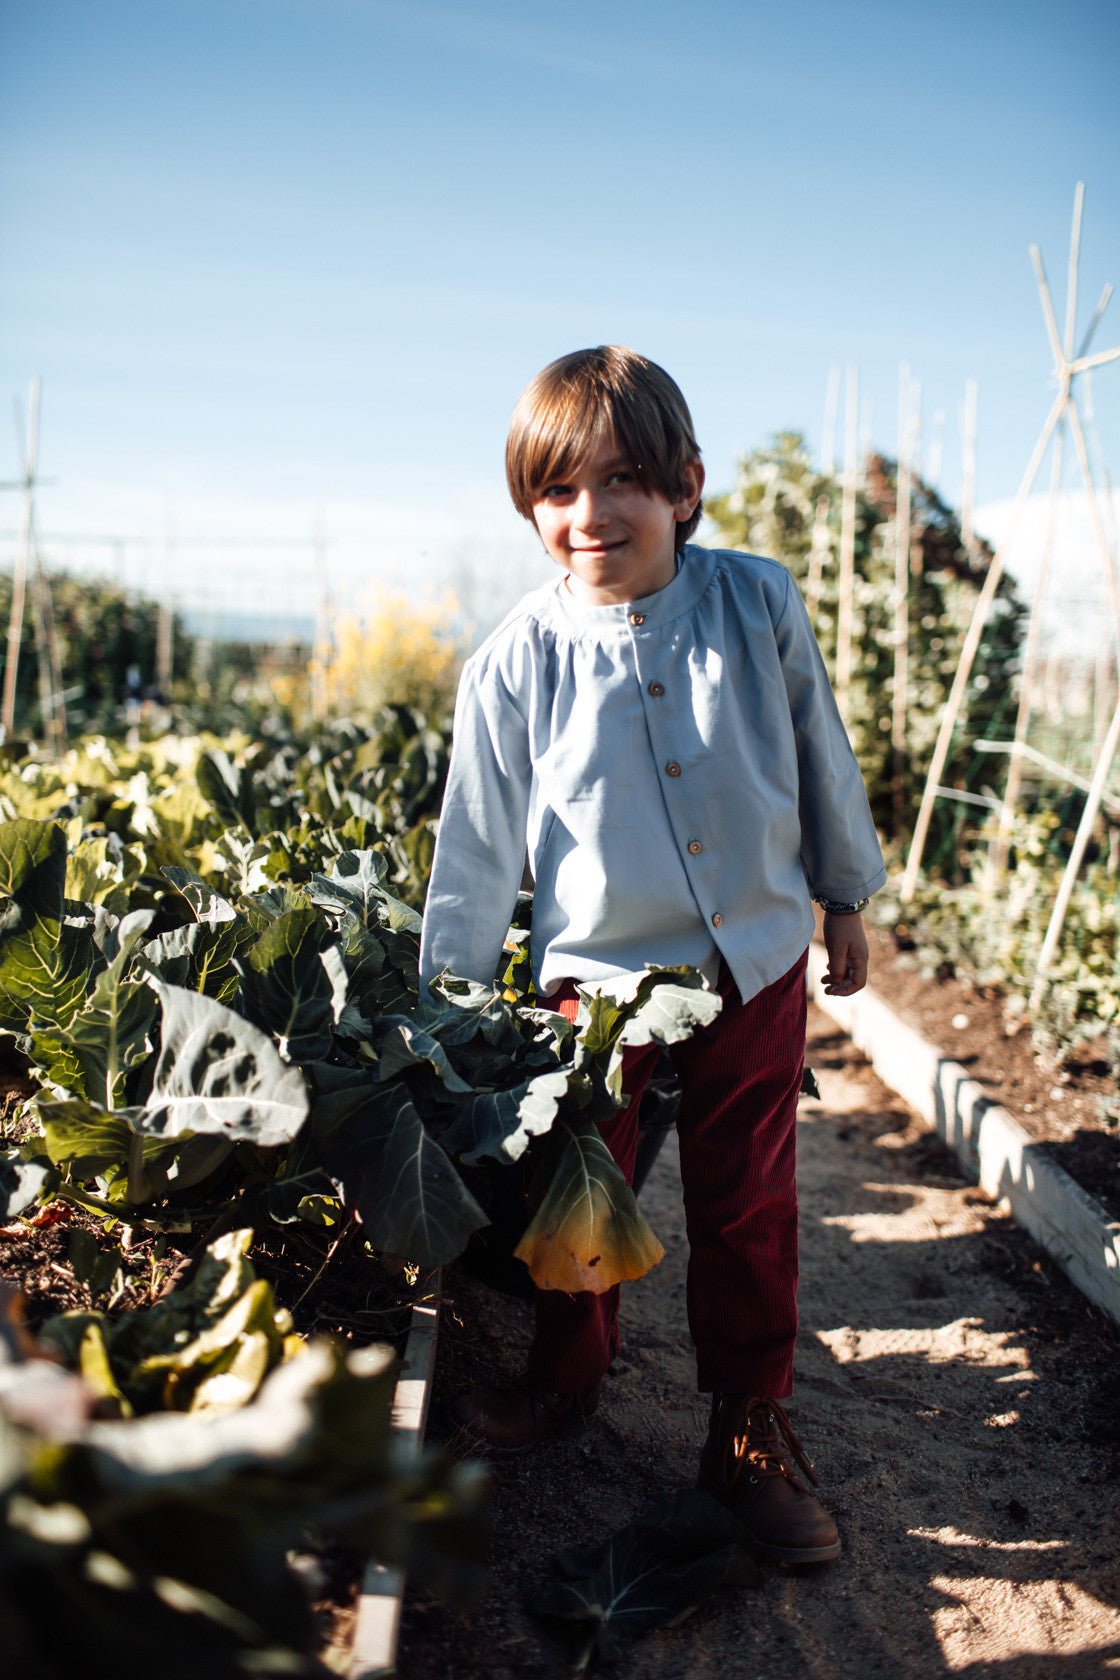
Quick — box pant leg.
[524,983,660,1391]
[671,951,808,1398]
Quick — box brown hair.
[505,345,704,546]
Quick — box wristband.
[815,896,869,916]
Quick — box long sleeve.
[773,570,886,902]
[418,653,533,992]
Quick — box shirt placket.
[627,610,724,936]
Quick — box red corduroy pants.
[525,948,808,1399]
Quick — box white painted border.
[348,1276,441,1680]
[806,946,1120,1326]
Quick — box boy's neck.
[563,550,682,607]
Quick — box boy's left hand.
[821,912,869,996]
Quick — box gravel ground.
[399,1003,1120,1679]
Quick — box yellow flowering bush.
[275,586,466,722]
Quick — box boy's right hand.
[821,912,869,996]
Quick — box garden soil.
[401,1001,1120,1679]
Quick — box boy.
[419,346,885,1564]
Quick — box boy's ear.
[673,458,705,521]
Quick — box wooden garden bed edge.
[806,947,1120,1327]
[348,1271,441,1680]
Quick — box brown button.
[648,681,664,697]
[629,611,645,625]
[665,761,681,777]
[711,912,723,927]
[688,839,702,855]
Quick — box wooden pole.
[835,365,858,715]
[806,492,831,618]
[1,377,40,739]
[312,511,329,721]
[988,417,1066,880]
[960,378,978,562]
[29,542,56,750]
[821,365,841,476]
[156,600,173,699]
[1029,687,1120,1012]
[901,386,1066,901]
[40,562,67,756]
[892,364,915,833]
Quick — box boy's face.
[531,437,704,607]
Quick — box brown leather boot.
[697,1393,841,1563]
[448,1379,601,1451]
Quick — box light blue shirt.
[419,545,885,1002]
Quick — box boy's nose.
[574,489,608,529]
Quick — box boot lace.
[721,1396,819,1492]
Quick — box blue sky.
[1,0,1117,631]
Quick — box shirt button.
[629,611,645,625]
[688,839,702,854]
[711,912,723,927]
[648,681,664,697]
[665,761,681,777]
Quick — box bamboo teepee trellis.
[901,184,1120,956]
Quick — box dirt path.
[400,1005,1120,1678]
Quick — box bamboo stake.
[1065,397,1120,649]
[835,365,858,715]
[892,364,915,833]
[156,600,173,699]
[1064,182,1084,360]
[1029,687,1120,1012]
[992,211,1087,870]
[1,378,40,739]
[29,544,56,749]
[806,492,831,619]
[821,365,841,476]
[987,418,1066,880]
[312,511,329,722]
[960,378,978,561]
[901,386,1066,901]
[33,527,67,755]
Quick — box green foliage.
[0,730,720,1289]
[705,433,1027,858]
[0,1304,486,1678]
[0,568,193,739]
[879,809,1120,1062]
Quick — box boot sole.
[742,1532,841,1564]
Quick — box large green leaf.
[139,985,308,1146]
[39,1100,138,1178]
[0,819,92,1032]
[31,914,158,1108]
[0,1150,51,1218]
[515,1115,664,1293]
[37,1097,230,1205]
[138,918,256,1003]
[364,1015,473,1093]
[160,865,239,925]
[319,1080,487,1266]
[529,1490,757,1669]
[65,834,145,915]
[439,1066,571,1164]
[195,749,258,834]
[236,908,339,1064]
[306,847,422,934]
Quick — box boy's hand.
[821,912,869,996]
